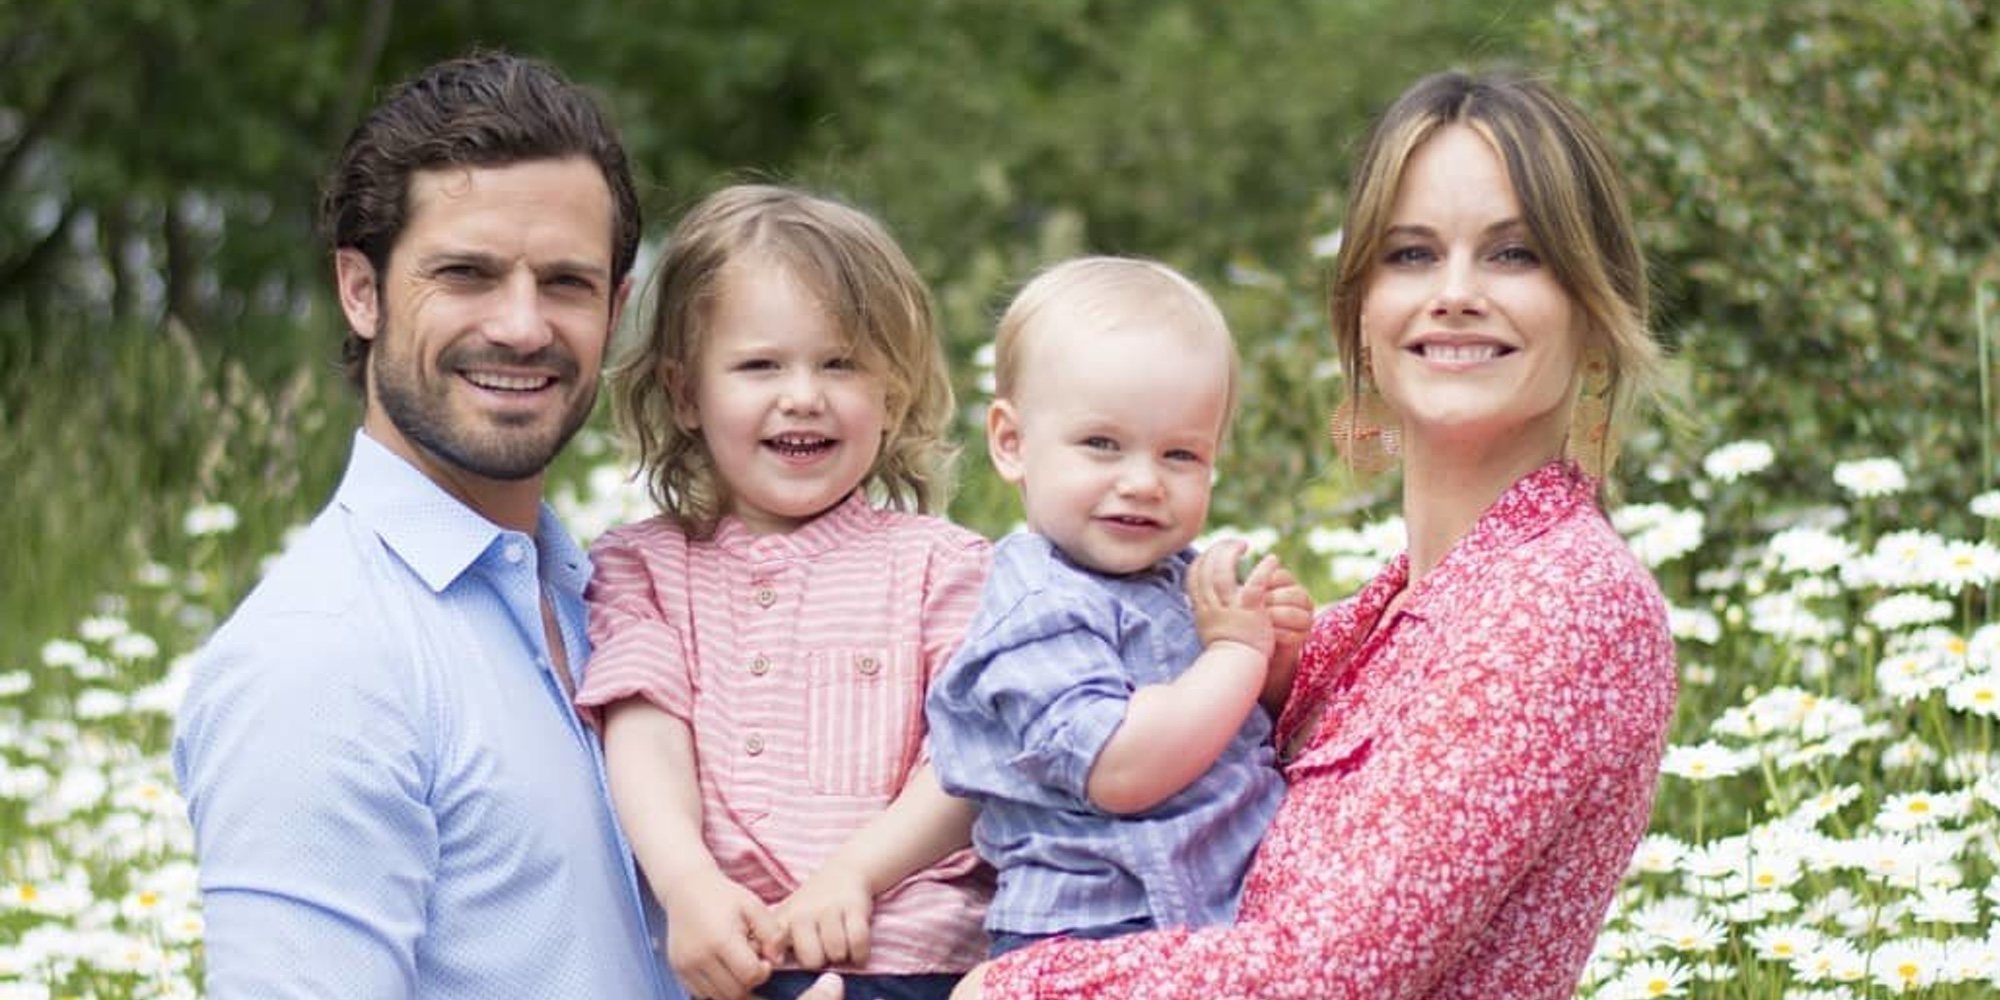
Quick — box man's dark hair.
[320,51,642,390]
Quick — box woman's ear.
[986,399,1027,485]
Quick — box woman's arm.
[979,572,1673,998]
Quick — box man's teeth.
[1423,343,1503,363]
[466,372,550,391]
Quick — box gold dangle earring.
[1565,351,1615,479]
[1329,342,1401,475]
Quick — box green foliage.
[0,319,354,670]
[1532,0,2000,529]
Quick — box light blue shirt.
[173,431,683,1000]
[925,533,1284,937]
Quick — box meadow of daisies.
[5,429,2000,997]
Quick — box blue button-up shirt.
[173,431,683,999]
[925,533,1285,937]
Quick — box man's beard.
[370,328,595,482]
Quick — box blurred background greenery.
[3,0,1996,670]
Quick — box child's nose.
[778,370,825,412]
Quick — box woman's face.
[1360,124,1585,464]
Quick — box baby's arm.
[775,764,975,969]
[1084,541,1275,815]
[603,699,780,1000]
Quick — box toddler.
[926,257,1309,957]
[578,184,991,1000]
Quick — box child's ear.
[986,398,1027,485]
[665,361,700,431]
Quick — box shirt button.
[749,655,771,676]
[502,542,526,564]
[754,586,777,608]
[856,655,881,676]
[745,733,765,755]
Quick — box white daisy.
[1701,440,1775,482]
[1832,457,1908,498]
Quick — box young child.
[925,256,1311,958]
[577,184,991,1000]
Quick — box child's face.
[988,327,1229,576]
[677,261,888,534]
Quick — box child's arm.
[603,698,781,1000]
[1261,562,1316,718]
[1084,542,1276,816]
[773,764,975,969]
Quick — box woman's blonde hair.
[608,184,956,538]
[1330,70,1662,476]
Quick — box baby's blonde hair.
[608,184,956,539]
[994,256,1240,438]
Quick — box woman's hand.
[948,963,990,999]
[773,865,875,968]
[661,870,781,1000]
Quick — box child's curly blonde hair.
[607,184,957,539]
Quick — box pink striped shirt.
[576,492,993,975]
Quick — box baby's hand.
[1266,563,1314,667]
[1187,540,1276,658]
[773,865,875,970]
[662,871,779,1000]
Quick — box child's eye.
[1080,436,1118,452]
[733,358,778,372]
[824,356,860,372]
[1164,448,1204,464]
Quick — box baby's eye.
[1164,448,1204,464]
[1080,436,1118,452]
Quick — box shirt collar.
[1394,459,1597,620]
[334,430,589,597]
[708,490,879,563]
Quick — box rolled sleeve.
[174,616,433,998]
[578,528,693,721]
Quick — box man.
[172,51,679,998]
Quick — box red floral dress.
[985,461,1677,998]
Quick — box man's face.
[336,157,622,498]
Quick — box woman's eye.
[1383,245,1434,266]
[1493,244,1541,267]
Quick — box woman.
[949,70,1678,999]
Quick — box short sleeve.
[576,523,696,722]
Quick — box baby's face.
[990,328,1230,576]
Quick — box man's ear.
[334,248,382,340]
[986,398,1027,485]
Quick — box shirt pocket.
[806,645,922,797]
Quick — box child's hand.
[1187,539,1276,658]
[661,871,780,1000]
[773,865,875,969]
